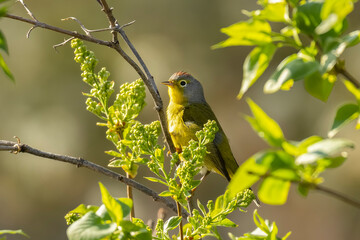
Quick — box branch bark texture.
[0,140,188,218]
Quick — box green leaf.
[245,98,285,147]
[163,216,182,232]
[143,177,168,186]
[67,212,117,240]
[69,204,99,216]
[253,209,270,234]
[304,71,335,102]
[0,230,29,238]
[343,79,360,102]
[257,0,289,23]
[342,30,360,47]
[197,199,207,215]
[264,56,320,93]
[258,177,291,205]
[283,136,323,156]
[118,220,152,240]
[212,19,272,49]
[328,103,359,138]
[105,150,123,158]
[297,183,310,197]
[238,43,277,99]
[228,152,269,198]
[99,182,132,224]
[295,138,354,165]
[271,169,299,181]
[0,6,7,18]
[0,52,14,82]
[158,190,173,197]
[217,218,237,227]
[0,30,8,54]
[294,2,323,36]
[316,0,354,35]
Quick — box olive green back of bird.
[162,71,239,181]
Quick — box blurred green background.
[1,0,360,239]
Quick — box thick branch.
[0,140,188,218]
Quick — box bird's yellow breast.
[166,102,196,150]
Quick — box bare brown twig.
[0,139,189,218]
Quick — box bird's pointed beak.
[161,80,174,87]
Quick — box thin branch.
[5,13,112,47]
[177,201,184,240]
[19,0,38,21]
[337,66,360,88]
[6,0,176,155]
[99,0,176,153]
[0,140,189,218]
[248,171,360,209]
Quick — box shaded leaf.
[304,71,335,102]
[0,52,14,82]
[264,56,320,93]
[238,43,277,99]
[0,30,8,53]
[328,103,359,138]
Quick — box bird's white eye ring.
[179,80,187,87]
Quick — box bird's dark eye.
[179,80,187,87]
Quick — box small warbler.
[162,72,259,205]
[162,71,238,180]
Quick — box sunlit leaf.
[67,212,117,240]
[244,0,289,23]
[217,218,237,227]
[0,229,29,238]
[295,138,354,165]
[316,0,354,34]
[163,216,182,232]
[118,220,152,240]
[258,177,291,205]
[328,103,359,138]
[343,79,360,102]
[264,55,320,94]
[238,43,277,99]
[99,182,132,225]
[212,19,272,49]
[228,152,269,198]
[245,98,285,147]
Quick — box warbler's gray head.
[162,71,206,105]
